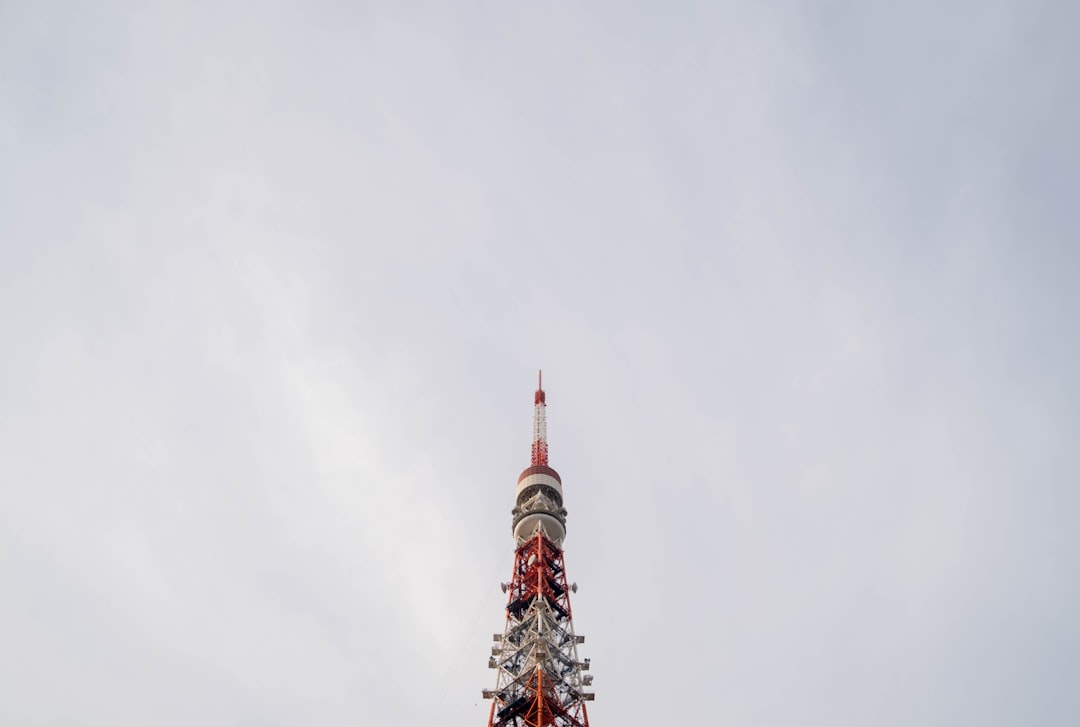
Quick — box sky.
[1,1,1078,725]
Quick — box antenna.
[531,370,548,466]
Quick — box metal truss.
[484,531,593,727]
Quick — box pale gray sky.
[1,1,1077,725]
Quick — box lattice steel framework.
[482,373,594,727]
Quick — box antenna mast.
[531,370,548,466]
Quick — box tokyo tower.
[482,372,594,727]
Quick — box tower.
[482,372,594,727]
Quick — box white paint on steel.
[515,471,563,498]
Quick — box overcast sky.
[2,1,1078,725]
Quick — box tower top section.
[485,371,593,726]
[531,370,548,466]
[516,371,565,543]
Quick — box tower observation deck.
[482,372,594,727]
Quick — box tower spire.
[531,369,548,466]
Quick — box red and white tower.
[482,372,594,727]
